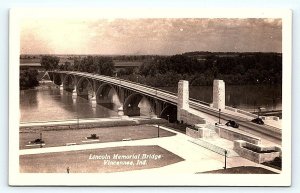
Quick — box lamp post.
[218,109,221,124]
[257,107,265,118]
[157,124,160,138]
[39,130,43,148]
[224,150,228,169]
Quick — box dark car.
[29,138,44,144]
[87,134,99,139]
[225,120,239,128]
[251,117,264,125]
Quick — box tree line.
[38,53,282,87]
[119,53,282,87]
[40,55,115,76]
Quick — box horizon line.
[20,51,283,56]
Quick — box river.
[160,85,282,112]
[20,84,282,122]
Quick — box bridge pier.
[117,106,129,119]
[72,88,77,95]
[91,95,97,108]
[117,106,124,116]
[118,88,126,103]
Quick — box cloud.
[21,18,282,55]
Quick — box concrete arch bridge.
[48,71,179,122]
[48,71,281,142]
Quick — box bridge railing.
[56,71,269,116]
[189,98,211,106]
[66,71,178,104]
[61,71,212,106]
[57,72,274,117]
[52,71,281,134]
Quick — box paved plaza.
[20,125,280,174]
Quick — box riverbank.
[20,124,174,149]
[20,116,167,131]
[20,80,55,91]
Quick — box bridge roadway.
[52,71,282,141]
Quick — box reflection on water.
[225,85,282,112]
[20,90,38,109]
[160,85,282,112]
[20,88,118,122]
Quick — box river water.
[20,84,282,122]
[20,88,118,122]
[161,85,282,112]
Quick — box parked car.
[29,138,44,144]
[87,134,99,139]
[251,117,264,125]
[225,120,239,128]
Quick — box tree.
[41,55,60,70]
[64,61,73,71]
[94,57,115,76]
[20,70,39,89]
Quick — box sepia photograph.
[9,8,292,186]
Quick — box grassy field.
[20,145,184,173]
[20,125,175,149]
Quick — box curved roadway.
[52,71,282,143]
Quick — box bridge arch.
[123,93,156,117]
[76,77,94,99]
[53,73,62,86]
[160,104,177,123]
[96,83,122,110]
[63,74,76,92]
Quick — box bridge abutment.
[213,79,225,110]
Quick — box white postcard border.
[9,8,292,186]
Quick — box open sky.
[21,18,282,55]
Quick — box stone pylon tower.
[213,79,225,109]
[177,80,189,121]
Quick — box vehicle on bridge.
[225,120,239,128]
[251,117,264,125]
